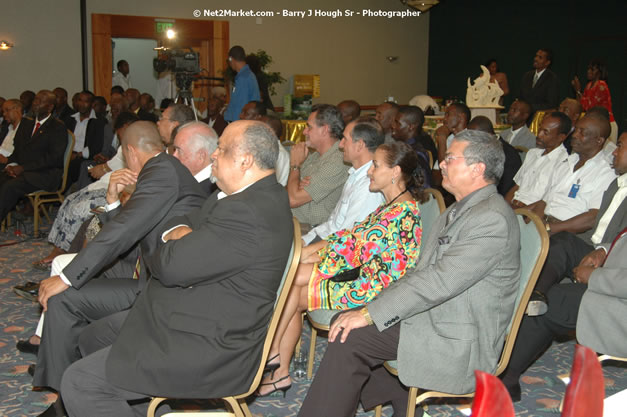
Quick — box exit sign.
[155,22,174,34]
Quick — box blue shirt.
[224,65,260,122]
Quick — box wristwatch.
[360,307,374,325]
[290,165,301,171]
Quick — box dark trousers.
[0,172,38,222]
[500,283,586,389]
[33,278,139,391]
[534,232,593,294]
[298,323,417,417]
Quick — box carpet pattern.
[0,216,625,416]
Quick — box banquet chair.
[304,188,445,379]
[469,370,515,417]
[26,130,74,237]
[373,208,549,417]
[560,345,605,417]
[146,217,302,417]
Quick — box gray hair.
[240,122,279,170]
[168,103,196,125]
[312,104,345,140]
[453,129,505,184]
[178,121,218,156]
[351,116,384,152]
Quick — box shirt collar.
[535,68,547,78]
[618,172,627,188]
[72,109,97,122]
[36,114,52,125]
[217,181,253,200]
[194,163,213,183]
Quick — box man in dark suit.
[28,121,206,416]
[0,90,66,224]
[298,129,521,417]
[61,120,294,417]
[52,87,75,127]
[65,91,107,187]
[519,48,560,113]
[172,121,219,195]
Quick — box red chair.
[470,370,515,417]
[561,344,605,417]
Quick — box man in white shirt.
[111,60,131,91]
[0,99,23,163]
[506,112,571,207]
[302,116,385,245]
[526,115,616,238]
[500,99,536,150]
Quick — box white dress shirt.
[591,173,627,244]
[276,142,290,186]
[71,109,97,157]
[543,150,617,221]
[0,121,20,157]
[302,160,384,245]
[513,144,569,205]
[112,71,131,90]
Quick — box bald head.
[468,116,495,135]
[585,108,612,139]
[122,121,165,153]
[337,100,361,125]
[558,98,582,127]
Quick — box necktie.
[532,72,539,88]
[32,121,41,137]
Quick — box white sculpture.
[466,65,503,107]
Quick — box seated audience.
[157,102,195,149]
[337,99,361,125]
[138,93,158,123]
[288,104,349,229]
[506,112,571,207]
[21,121,207,416]
[392,105,437,170]
[467,115,521,196]
[557,98,582,153]
[203,97,227,136]
[298,129,520,417]
[500,99,536,150]
[239,100,266,121]
[171,121,219,195]
[0,99,23,164]
[302,116,385,245]
[374,101,400,143]
[92,96,108,121]
[259,114,290,186]
[525,132,626,316]
[31,112,139,270]
[60,121,294,417]
[260,141,424,396]
[524,115,616,240]
[66,91,106,187]
[20,90,36,117]
[124,88,141,114]
[52,87,74,127]
[501,134,627,399]
[0,90,66,225]
[434,102,470,165]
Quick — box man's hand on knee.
[39,275,70,311]
[329,310,369,343]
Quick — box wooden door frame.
[92,13,229,107]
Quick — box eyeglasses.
[444,155,466,163]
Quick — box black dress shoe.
[525,290,548,316]
[37,400,67,417]
[28,364,36,377]
[13,281,40,302]
[16,339,39,355]
[505,382,522,402]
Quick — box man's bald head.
[585,107,612,139]
[122,121,165,153]
[558,98,582,127]
[337,100,361,125]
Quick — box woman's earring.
[392,177,396,184]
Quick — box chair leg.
[147,397,167,417]
[373,405,383,417]
[223,396,245,417]
[238,398,252,417]
[29,196,40,237]
[406,387,419,417]
[307,326,317,379]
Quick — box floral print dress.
[308,200,422,310]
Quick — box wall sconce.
[386,56,399,63]
[0,40,14,50]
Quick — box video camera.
[153,48,200,74]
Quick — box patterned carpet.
[1,214,626,417]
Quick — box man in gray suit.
[298,129,521,417]
[501,131,627,401]
[28,122,206,416]
[61,121,294,416]
[500,99,536,150]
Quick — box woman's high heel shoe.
[264,353,280,378]
[255,375,292,398]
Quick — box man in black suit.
[61,120,294,417]
[29,121,206,416]
[52,87,75,127]
[519,48,560,113]
[172,121,219,195]
[0,90,66,224]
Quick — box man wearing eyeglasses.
[223,45,260,122]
